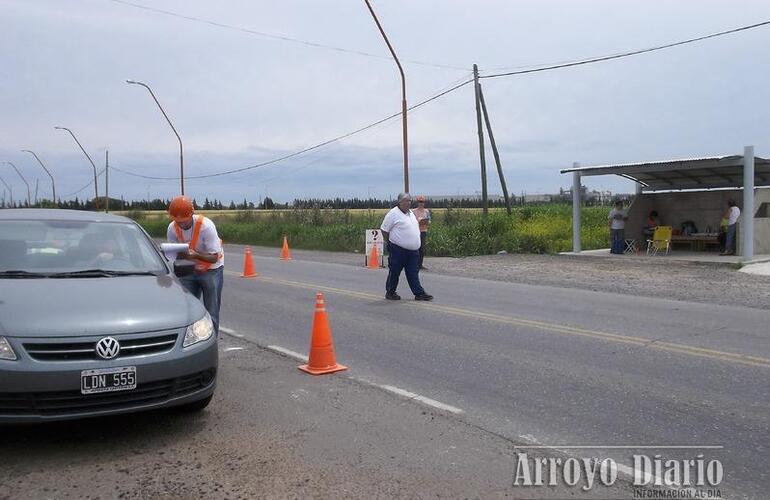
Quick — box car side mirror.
[173,259,195,278]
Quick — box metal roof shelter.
[561,146,761,260]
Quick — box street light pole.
[54,127,100,209]
[126,79,185,195]
[363,0,409,194]
[0,174,12,207]
[21,149,56,204]
[4,161,31,205]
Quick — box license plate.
[81,366,137,394]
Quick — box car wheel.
[175,394,213,412]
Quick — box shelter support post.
[572,167,581,253]
[743,145,754,261]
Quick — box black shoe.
[414,294,433,301]
[385,292,401,300]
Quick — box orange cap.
[168,196,194,221]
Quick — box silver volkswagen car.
[0,209,217,423]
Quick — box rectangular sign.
[364,229,385,267]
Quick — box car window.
[0,219,167,274]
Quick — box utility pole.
[473,64,488,217]
[34,178,39,205]
[105,150,109,213]
[478,86,512,215]
[363,0,409,194]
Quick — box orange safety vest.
[173,215,223,273]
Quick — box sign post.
[364,229,385,267]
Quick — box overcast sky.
[1,0,768,203]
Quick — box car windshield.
[0,219,167,275]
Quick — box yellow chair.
[646,226,672,255]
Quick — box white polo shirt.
[727,206,741,226]
[381,206,421,251]
[167,216,224,269]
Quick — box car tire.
[175,394,213,412]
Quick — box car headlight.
[183,313,214,347]
[0,337,17,361]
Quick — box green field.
[130,205,609,256]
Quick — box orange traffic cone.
[366,245,379,269]
[298,293,348,375]
[241,247,257,278]
[280,236,291,261]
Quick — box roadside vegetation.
[132,204,608,256]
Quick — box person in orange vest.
[167,196,224,334]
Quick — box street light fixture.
[0,174,12,207]
[126,79,185,195]
[363,0,409,194]
[21,149,56,204]
[54,126,99,210]
[4,161,31,206]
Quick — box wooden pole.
[105,150,109,213]
[478,85,512,215]
[473,64,488,217]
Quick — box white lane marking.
[223,347,245,352]
[266,345,309,363]
[378,384,464,414]
[219,326,243,337]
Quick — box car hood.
[0,275,207,338]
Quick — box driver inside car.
[73,233,120,267]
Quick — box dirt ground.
[426,253,770,310]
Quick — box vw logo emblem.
[95,337,120,360]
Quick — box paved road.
[219,244,770,498]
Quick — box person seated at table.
[642,210,659,241]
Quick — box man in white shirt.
[721,199,741,256]
[608,200,628,254]
[380,193,433,301]
[167,196,225,334]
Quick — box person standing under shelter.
[720,199,741,256]
[412,194,431,270]
[608,200,628,254]
[381,193,433,301]
[167,196,225,334]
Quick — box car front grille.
[23,333,179,361]
[0,369,215,416]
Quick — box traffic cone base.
[298,362,348,376]
[298,292,347,376]
[366,245,379,269]
[241,247,257,278]
[280,236,291,261]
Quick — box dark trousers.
[418,232,427,269]
[386,243,425,297]
[610,228,625,254]
[725,224,737,253]
[179,266,224,335]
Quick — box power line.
[106,0,467,71]
[62,168,106,198]
[106,19,770,183]
[480,20,770,79]
[111,75,474,181]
